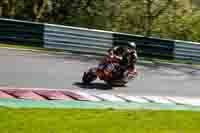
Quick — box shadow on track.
[73,82,113,90]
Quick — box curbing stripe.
[2,89,46,100]
[166,97,200,106]
[95,94,126,102]
[65,90,102,102]
[0,87,200,110]
[117,94,149,103]
[142,96,174,104]
[0,91,15,98]
[33,90,74,100]
[1,99,200,111]
[62,90,101,101]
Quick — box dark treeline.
[0,0,200,42]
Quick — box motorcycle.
[82,55,137,86]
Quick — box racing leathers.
[97,46,138,80]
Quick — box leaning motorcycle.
[82,56,137,86]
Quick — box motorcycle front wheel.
[82,69,97,84]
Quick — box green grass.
[1,108,200,133]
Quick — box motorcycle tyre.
[82,71,96,84]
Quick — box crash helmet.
[127,42,136,50]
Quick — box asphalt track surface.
[0,48,199,97]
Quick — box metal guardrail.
[113,33,175,60]
[44,24,113,56]
[175,40,200,63]
[0,18,199,64]
[0,18,44,47]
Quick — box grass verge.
[1,107,200,133]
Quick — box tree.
[144,0,173,36]
[0,0,16,17]
[112,0,175,36]
[21,0,49,21]
[46,0,119,30]
[1,0,200,41]
[152,0,200,41]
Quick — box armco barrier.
[175,40,200,63]
[44,24,113,56]
[0,18,44,47]
[0,18,199,63]
[113,33,175,60]
[43,24,176,59]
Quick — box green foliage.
[112,0,146,34]
[0,0,200,42]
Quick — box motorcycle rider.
[82,42,138,84]
[112,42,138,80]
[97,42,138,80]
